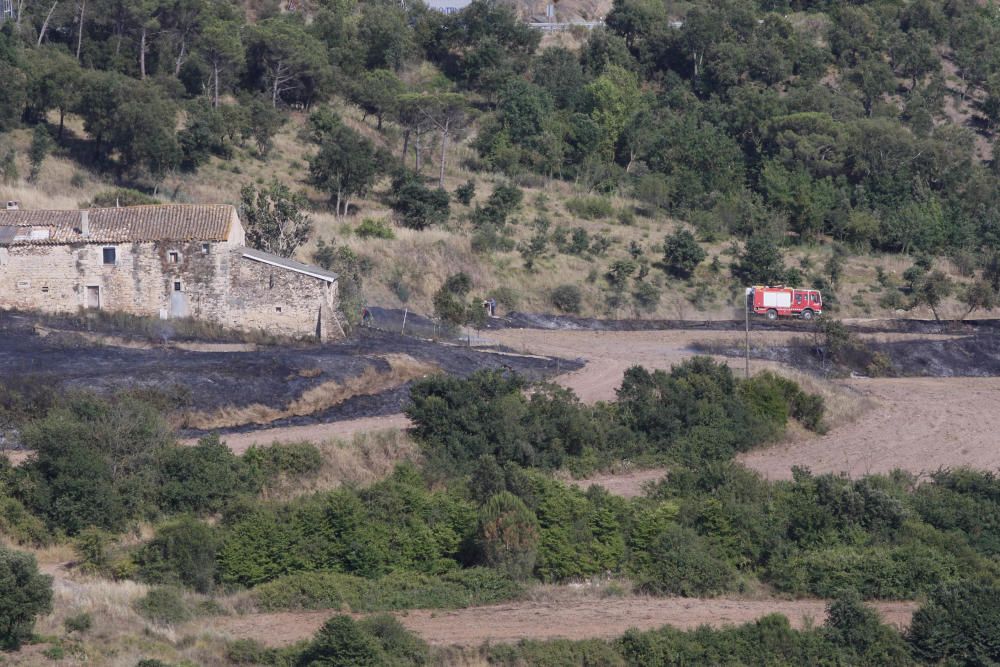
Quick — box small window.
[103,247,116,265]
[41,286,49,293]
[275,306,282,313]
[202,243,210,254]
[269,273,275,289]
[174,281,182,292]
[168,251,180,263]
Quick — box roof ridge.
[0,204,235,215]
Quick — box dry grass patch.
[262,428,420,500]
[179,354,438,430]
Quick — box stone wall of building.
[0,241,343,341]
[0,240,233,317]
[224,256,342,340]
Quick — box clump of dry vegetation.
[179,354,438,429]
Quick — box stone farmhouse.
[0,204,345,341]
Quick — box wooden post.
[400,308,408,335]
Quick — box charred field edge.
[0,311,581,440]
[696,331,1000,378]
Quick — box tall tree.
[409,92,471,187]
[246,17,329,107]
[350,69,402,130]
[240,179,312,258]
[198,17,243,108]
[308,114,389,217]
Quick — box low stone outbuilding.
[0,204,344,341]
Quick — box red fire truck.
[746,286,823,320]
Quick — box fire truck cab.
[746,286,822,321]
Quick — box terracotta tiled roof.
[0,205,237,245]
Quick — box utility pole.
[744,289,750,379]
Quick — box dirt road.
[207,596,917,647]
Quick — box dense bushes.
[1,393,323,537]
[908,581,1000,664]
[135,517,218,594]
[254,568,522,612]
[407,358,824,475]
[218,464,473,587]
[295,615,428,667]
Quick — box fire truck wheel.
[766,309,777,320]
[801,309,814,320]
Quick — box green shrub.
[767,542,961,599]
[632,524,736,596]
[134,587,190,625]
[825,590,911,665]
[42,644,65,660]
[64,612,92,634]
[550,284,583,313]
[136,516,218,593]
[292,614,429,666]
[454,180,476,205]
[75,527,112,575]
[254,571,369,610]
[489,638,625,666]
[219,465,476,586]
[391,174,450,230]
[84,188,159,208]
[358,614,430,665]
[157,434,257,514]
[226,639,274,665]
[243,441,323,481]
[19,394,173,534]
[908,581,1000,664]
[0,495,52,546]
[295,616,386,666]
[565,196,614,220]
[662,229,707,279]
[477,492,540,580]
[0,547,53,650]
[355,218,395,239]
[255,568,522,612]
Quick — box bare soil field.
[740,376,1000,479]
[206,595,918,648]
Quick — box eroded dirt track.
[206,596,917,648]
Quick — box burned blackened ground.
[0,314,579,440]
[697,333,1000,378]
[490,311,1000,336]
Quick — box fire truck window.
[796,294,802,303]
